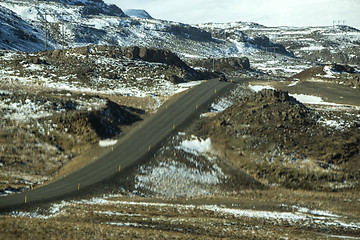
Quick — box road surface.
[0,79,234,212]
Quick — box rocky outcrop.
[188,57,251,73]
[122,46,189,69]
[38,45,204,83]
[252,35,291,55]
[218,57,250,70]
[121,46,205,82]
[220,89,312,127]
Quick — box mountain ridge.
[0,0,359,68]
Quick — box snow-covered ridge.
[0,0,218,56]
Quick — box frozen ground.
[134,134,227,197]
[10,196,360,231]
[3,192,359,239]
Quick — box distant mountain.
[124,9,153,19]
[0,0,359,67]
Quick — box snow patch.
[288,80,299,87]
[210,99,233,113]
[290,94,342,106]
[249,85,275,92]
[323,65,337,78]
[0,90,11,95]
[71,197,109,205]
[248,85,343,106]
[99,139,118,147]
[178,136,212,156]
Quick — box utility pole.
[265,46,279,58]
[61,12,65,50]
[333,20,346,32]
[39,12,50,51]
[39,11,70,50]
[44,14,47,51]
[265,46,278,52]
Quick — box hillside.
[0,5,47,51]
[197,89,360,190]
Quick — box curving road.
[0,79,234,212]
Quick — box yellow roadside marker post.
[119,165,121,172]
[215,89,217,94]
[78,184,80,191]
[25,196,27,203]
[148,146,151,152]
[196,105,198,109]
[173,124,175,130]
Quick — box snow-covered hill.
[198,21,360,66]
[0,0,292,60]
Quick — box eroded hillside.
[197,89,360,190]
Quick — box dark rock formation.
[188,57,251,73]
[252,35,290,55]
[122,46,190,70]
[329,63,356,73]
[166,24,212,41]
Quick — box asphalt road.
[0,79,234,212]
